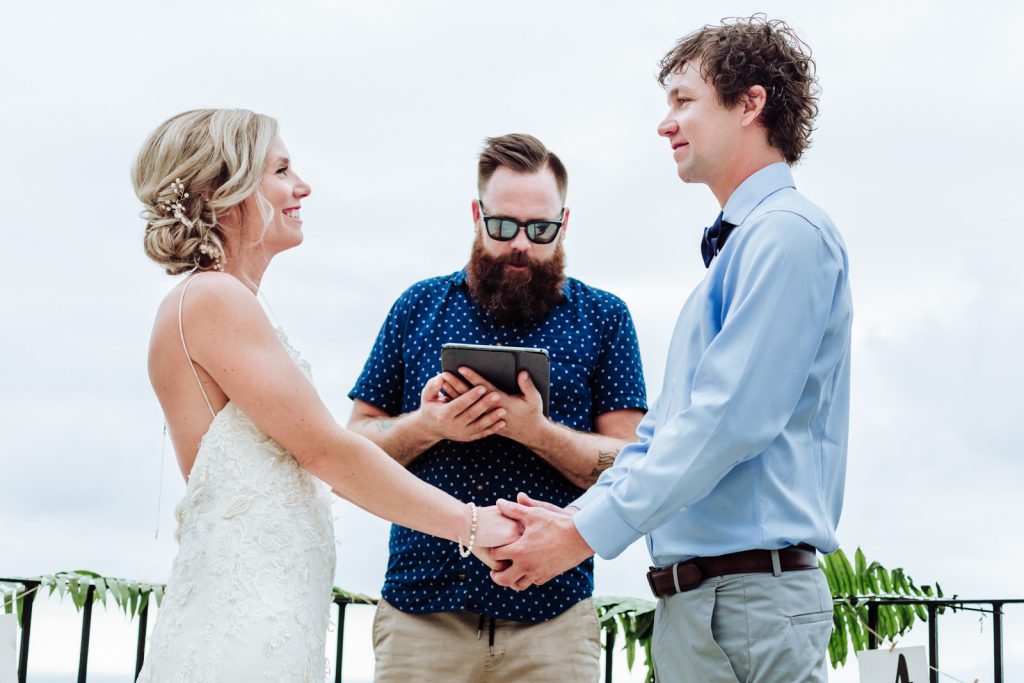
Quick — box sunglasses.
[478,201,565,245]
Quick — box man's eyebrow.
[272,156,289,166]
[667,85,695,101]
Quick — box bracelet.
[458,502,478,558]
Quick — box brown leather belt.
[646,545,818,598]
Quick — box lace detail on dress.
[139,329,336,682]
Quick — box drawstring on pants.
[476,614,496,654]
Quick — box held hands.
[469,504,522,571]
[448,367,546,444]
[416,373,506,443]
[488,493,593,590]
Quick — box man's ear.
[740,85,768,127]
[471,198,482,229]
[561,207,570,237]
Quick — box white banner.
[0,613,16,683]
[857,645,928,683]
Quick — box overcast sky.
[2,1,1022,681]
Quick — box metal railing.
[2,581,625,682]
[1,578,154,683]
[5,576,1022,683]
[858,597,1024,683]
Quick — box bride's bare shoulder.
[162,271,253,308]
[149,273,266,358]
[153,273,260,326]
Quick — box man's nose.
[510,227,532,251]
[658,115,677,137]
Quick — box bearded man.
[347,133,647,683]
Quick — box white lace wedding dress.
[138,280,337,682]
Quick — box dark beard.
[466,234,566,325]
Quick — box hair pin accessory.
[159,178,195,229]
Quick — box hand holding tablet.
[440,343,551,417]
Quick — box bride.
[133,109,518,681]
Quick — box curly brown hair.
[658,15,819,164]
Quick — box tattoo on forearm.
[376,419,395,432]
[590,449,619,477]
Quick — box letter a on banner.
[894,653,912,682]
[857,646,928,683]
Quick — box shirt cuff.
[570,485,604,511]
[572,490,644,560]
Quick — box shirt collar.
[721,162,795,227]
[449,267,574,302]
[448,269,469,287]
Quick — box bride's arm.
[177,274,517,549]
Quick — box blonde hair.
[133,108,279,275]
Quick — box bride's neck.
[225,247,272,294]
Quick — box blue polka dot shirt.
[348,269,647,622]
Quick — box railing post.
[16,580,39,683]
[135,600,149,680]
[334,601,347,683]
[77,584,96,683]
[604,627,613,683]
[867,602,878,649]
[992,601,1003,683]
[927,603,939,683]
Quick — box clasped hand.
[442,367,547,442]
[484,493,594,591]
[416,373,507,442]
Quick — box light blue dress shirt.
[573,162,852,565]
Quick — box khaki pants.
[372,597,602,683]
[652,567,834,683]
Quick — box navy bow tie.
[701,211,736,268]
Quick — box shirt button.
[476,485,484,492]
[495,341,503,346]
[456,573,467,581]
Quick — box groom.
[491,16,853,683]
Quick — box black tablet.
[440,343,551,417]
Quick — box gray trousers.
[652,567,833,683]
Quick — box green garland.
[821,548,947,668]
[0,548,948,679]
[1,570,164,623]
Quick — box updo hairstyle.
[133,108,278,275]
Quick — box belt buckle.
[646,567,661,597]
[673,561,702,593]
[647,562,703,598]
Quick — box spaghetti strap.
[178,275,217,418]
